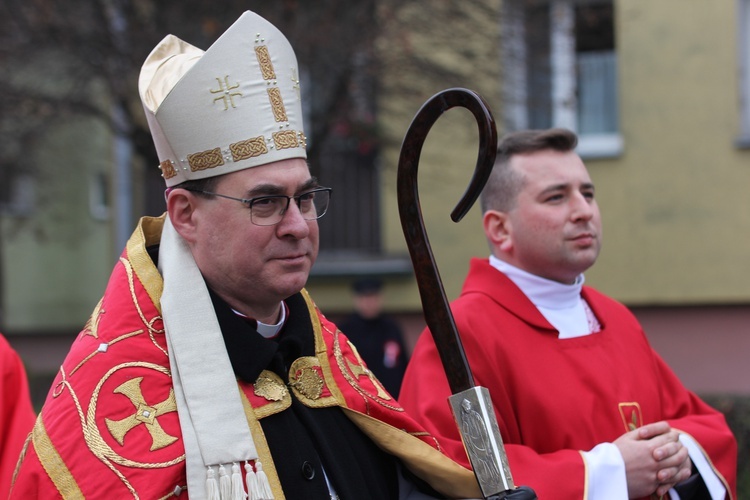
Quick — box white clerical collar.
[233,302,287,339]
[489,255,584,308]
[489,255,594,338]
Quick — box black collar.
[208,289,315,383]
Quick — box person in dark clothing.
[339,278,409,398]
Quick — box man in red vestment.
[0,334,35,498]
[400,128,737,500]
[10,11,486,499]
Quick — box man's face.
[500,149,602,284]
[187,158,320,318]
[353,292,384,320]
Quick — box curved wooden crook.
[397,88,497,394]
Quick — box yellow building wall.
[2,115,115,332]
[586,0,750,304]
[307,0,750,314]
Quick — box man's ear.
[166,189,199,244]
[483,210,513,253]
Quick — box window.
[0,172,35,217]
[502,0,622,158]
[738,0,750,148]
[303,51,412,278]
[89,172,110,221]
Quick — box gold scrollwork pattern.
[267,87,288,123]
[187,148,225,172]
[83,299,105,338]
[159,160,177,180]
[46,362,184,497]
[331,326,403,413]
[230,136,268,161]
[273,130,299,150]
[254,45,276,81]
[172,129,303,178]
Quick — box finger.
[637,421,670,439]
[653,440,683,461]
[656,445,689,471]
[656,465,693,497]
[656,455,692,490]
[656,482,675,497]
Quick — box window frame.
[501,0,623,159]
[737,0,750,148]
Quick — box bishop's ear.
[483,210,513,253]
[166,189,200,244]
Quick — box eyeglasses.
[186,187,332,226]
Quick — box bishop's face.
[500,149,602,284]
[187,158,320,321]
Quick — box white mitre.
[139,10,306,187]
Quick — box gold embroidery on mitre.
[267,87,288,122]
[187,148,224,171]
[230,136,268,161]
[255,45,276,80]
[273,130,299,150]
[159,159,177,179]
[618,402,643,432]
[104,376,179,452]
[210,75,243,111]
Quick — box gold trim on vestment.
[579,449,589,499]
[672,428,735,500]
[127,215,166,313]
[288,357,338,408]
[32,414,85,499]
[618,401,643,431]
[252,370,292,418]
[341,408,482,499]
[239,389,285,500]
[85,362,185,471]
[300,289,347,405]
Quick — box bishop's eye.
[250,196,285,218]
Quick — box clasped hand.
[614,421,693,499]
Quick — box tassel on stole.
[206,461,272,500]
[245,461,261,499]
[206,467,221,500]
[231,463,247,500]
[254,461,274,500]
[219,464,232,499]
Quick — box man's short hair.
[480,128,578,213]
[174,176,221,196]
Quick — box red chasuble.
[0,335,36,498]
[400,258,737,500]
[10,215,480,499]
